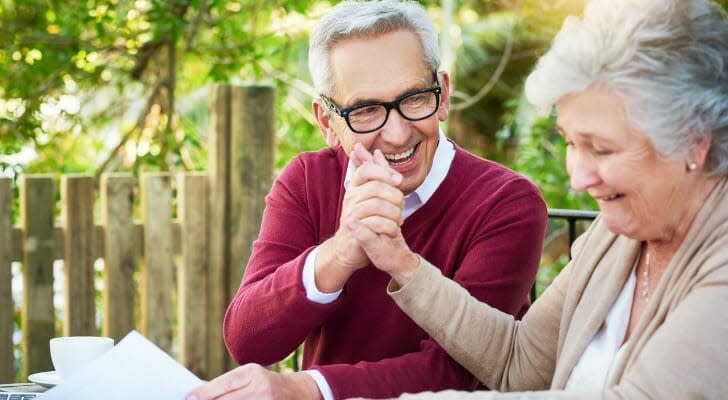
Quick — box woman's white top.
[564,266,637,390]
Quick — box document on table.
[42,330,204,400]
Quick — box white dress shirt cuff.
[302,246,342,304]
[304,369,335,400]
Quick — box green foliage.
[0,0,322,177]
[500,98,596,211]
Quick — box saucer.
[28,370,63,388]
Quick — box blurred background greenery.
[0,0,584,184]
[0,0,604,214]
[3,0,726,376]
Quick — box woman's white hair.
[525,0,728,176]
[308,0,439,98]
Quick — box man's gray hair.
[525,0,728,176]
[308,0,440,98]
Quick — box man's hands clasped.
[314,143,409,292]
[344,144,421,287]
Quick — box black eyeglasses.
[320,73,442,134]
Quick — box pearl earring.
[688,162,697,171]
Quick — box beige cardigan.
[391,178,728,400]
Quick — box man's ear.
[437,71,451,122]
[313,98,340,148]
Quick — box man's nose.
[379,108,411,145]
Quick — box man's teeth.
[604,194,620,200]
[384,147,415,162]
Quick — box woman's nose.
[568,152,601,192]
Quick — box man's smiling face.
[315,29,450,195]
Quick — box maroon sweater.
[223,143,547,399]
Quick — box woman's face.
[556,85,693,241]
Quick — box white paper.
[42,330,204,399]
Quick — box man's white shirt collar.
[343,130,455,218]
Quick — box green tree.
[0,0,323,177]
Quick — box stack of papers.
[42,330,204,400]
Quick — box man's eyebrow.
[345,80,432,108]
[344,95,386,108]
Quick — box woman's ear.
[688,136,712,171]
[313,98,340,148]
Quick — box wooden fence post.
[140,173,174,353]
[177,173,209,378]
[207,85,231,378]
[207,84,275,373]
[60,175,96,336]
[19,175,55,378]
[228,85,275,301]
[100,174,137,342]
[0,177,14,382]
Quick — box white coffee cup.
[50,336,114,379]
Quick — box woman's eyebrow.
[555,123,602,140]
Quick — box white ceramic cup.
[50,336,114,379]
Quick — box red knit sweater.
[223,143,547,399]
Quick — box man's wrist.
[314,238,357,292]
[303,246,343,303]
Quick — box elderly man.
[187,1,546,399]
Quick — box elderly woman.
[347,0,728,398]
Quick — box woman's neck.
[648,175,721,261]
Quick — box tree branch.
[257,60,317,125]
[131,0,193,80]
[184,0,208,52]
[94,78,168,179]
[450,0,522,111]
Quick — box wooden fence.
[0,84,275,383]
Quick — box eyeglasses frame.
[320,72,442,134]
